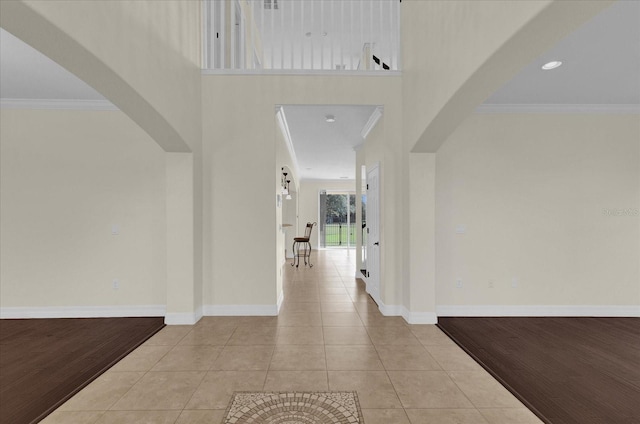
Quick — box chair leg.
[291,241,297,267]
[307,241,313,267]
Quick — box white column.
[407,152,437,324]
[165,152,198,324]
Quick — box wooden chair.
[292,222,316,267]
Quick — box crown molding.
[1,98,118,111]
[361,106,383,139]
[275,106,301,181]
[476,103,640,115]
[202,69,401,77]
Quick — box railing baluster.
[300,0,304,70]
[380,0,383,69]
[330,0,334,70]
[283,0,296,69]
[310,0,314,69]
[249,1,254,69]
[340,0,344,70]
[349,1,353,70]
[370,0,374,69]
[360,0,364,70]
[270,0,274,69]
[260,0,264,68]
[320,0,324,69]
[204,0,399,73]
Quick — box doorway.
[319,191,356,249]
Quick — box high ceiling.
[485,0,640,106]
[0,28,105,101]
[1,1,638,181]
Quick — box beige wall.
[436,114,640,309]
[202,75,402,309]
[0,110,166,311]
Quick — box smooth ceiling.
[282,105,377,181]
[0,28,106,101]
[485,0,640,105]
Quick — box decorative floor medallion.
[222,391,364,423]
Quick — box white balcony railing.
[203,0,401,72]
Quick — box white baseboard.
[436,305,640,317]
[277,290,285,313]
[0,305,165,319]
[165,306,203,325]
[378,302,403,316]
[377,302,438,324]
[402,308,438,324]
[203,303,279,316]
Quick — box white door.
[366,164,381,305]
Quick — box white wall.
[436,114,640,312]
[0,110,166,314]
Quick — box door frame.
[365,163,381,305]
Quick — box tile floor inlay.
[222,391,363,423]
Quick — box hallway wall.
[202,75,402,310]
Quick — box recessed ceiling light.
[541,61,562,70]
[322,32,328,37]
[325,114,336,123]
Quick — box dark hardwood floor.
[0,317,165,424]
[438,317,640,424]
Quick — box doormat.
[222,391,364,423]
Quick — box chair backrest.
[303,222,317,239]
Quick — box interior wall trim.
[436,305,640,317]
[275,105,301,180]
[202,69,402,77]
[0,305,166,319]
[165,306,203,325]
[277,290,285,314]
[1,98,118,111]
[401,307,438,325]
[361,106,384,139]
[203,304,279,316]
[475,103,640,115]
[377,301,438,324]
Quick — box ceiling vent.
[264,0,278,10]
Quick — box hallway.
[42,250,541,424]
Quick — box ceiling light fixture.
[325,115,336,123]
[541,60,562,70]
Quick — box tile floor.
[42,250,542,424]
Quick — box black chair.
[291,222,316,268]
